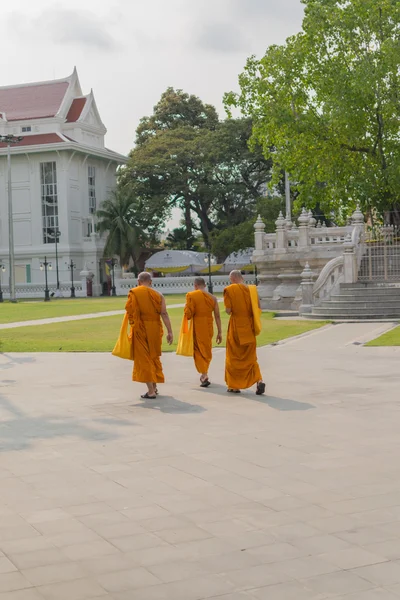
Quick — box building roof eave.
[0,141,128,163]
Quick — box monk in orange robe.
[184,277,222,387]
[224,270,265,395]
[125,272,173,399]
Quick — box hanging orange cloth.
[176,314,194,357]
[249,285,262,336]
[112,313,133,360]
[124,286,165,383]
[224,283,262,389]
[178,290,215,374]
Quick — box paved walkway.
[1,323,400,599]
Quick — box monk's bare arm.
[224,289,232,315]
[184,294,193,320]
[160,295,173,345]
[214,298,222,344]
[125,292,134,325]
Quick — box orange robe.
[184,290,215,374]
[224,283,262,389]
[125,286,164,383]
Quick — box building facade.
[0,68,126,296]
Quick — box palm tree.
[96,190,142,275]
[165,227,193,250]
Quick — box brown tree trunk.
[184,199,193,249]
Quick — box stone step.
[319,299,400,309]
[308,313,400,321]
[312,306,400,316]
[341,282,400,289]
[335,288,400,298]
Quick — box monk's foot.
[141,392,157,400]
[200,375,211,388]
[256,381,266,396]
[227,388,241,394]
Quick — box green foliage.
[210,195,285,260]
[121,88,273,248]
[226,0,400,223]
[96,190,152,272]
[136,87,219,145]
[165,227,196,250]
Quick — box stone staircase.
[310,282,400,320]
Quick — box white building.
[0,68,127,296]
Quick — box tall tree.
[121,88,273,247]
[133,88,218,242]
[225,0,400,224]
[136,87,219,145]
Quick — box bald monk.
[184,277,222,387]
[224,270,265,395]
[125,272,173,399]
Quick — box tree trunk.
[184,199,193,249]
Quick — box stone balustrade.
[253,206,365,311]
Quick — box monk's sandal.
[256,382,266,396]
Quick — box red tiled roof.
[0,134,65,148]
[0,81,69,121]
[66,97,86,122]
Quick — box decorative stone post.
[275,211,287,249]
[299,263,314,315]
[308,210,317,228]
[351,205,365,239]
[254,215,265,253]
[298,208,311,248]
[343,233,356,284]
[285,214,293,230]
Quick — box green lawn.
[0,295,188,324]
[0,307,327,353]
[365,325,400,346]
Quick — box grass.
[0,294,189,324]
[0,307,327,353]
[365,325,400,346]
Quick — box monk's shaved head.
[138,272,152,285]
[194,277,206,289]
[229,270,244,283]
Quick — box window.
[26,265,31,283]
[40,162,59,244]
[22,126,31,132]
[88,166,96,214]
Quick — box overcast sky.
[1,0,304,155]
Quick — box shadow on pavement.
[246,394,315,411]
[0,392,133,452]
[131,396,206,415]
[197,383,315,411]
[0,354,36,370]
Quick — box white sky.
[1,0,304,155]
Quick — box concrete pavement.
[0,322,400,599]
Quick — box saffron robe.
[125,286,165,383]
[184,290,215,374]
[224,283,262,389]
